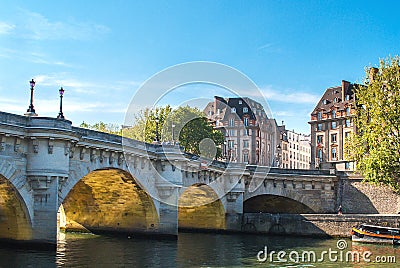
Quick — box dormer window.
[323,99,329,105]
[243,107,248,113]
[334,97,339,103]
[244,117,249,126]
[238,100,242,104]
[231,107,236,113]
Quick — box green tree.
[346,56,400,190]
[79,121,122,135]
[123,105,224,159]
[122,105,173,143]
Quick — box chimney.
[369,67,378,83]
[341,80,350,101]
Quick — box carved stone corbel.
[118,153,124,165]
[0,136,5,152]
[109,152,115,164]
[80,147,86,160]
[90,149,97,162]
[48,139,54,154]
[31,138,38,153]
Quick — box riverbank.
[241,213,400,237]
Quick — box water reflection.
[0,233,398,267]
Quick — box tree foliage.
[122,105,224,159]
[122,106,173,143]
[346,56,400,190]
[79,121,122,135]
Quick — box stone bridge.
[0,111,341,245]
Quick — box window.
[215,120,219,126]
[346,107,351,116]
[243,107,248,113]
[317,112,322,120]
[331,147,337,160]
[244,117,249,126]
[345,95,350,101]
[345,162,350,169]
[334,97,338,103]
[331,121,337,129]
[239,100,242,104]
[243,140,249,148]
[229,129,235,136]
[318,149,323,160]
[243,152,249,163]
[267,144,270,152]
[332,110,336,119]
[208,110,212,116]
[331,133,337,143]
[229,118,234,127]
[317,123,323,131]
[244,128,249,136]
[317,135,323,144]
[231,107,236,113]
[217,109,220,114]
[228,140,234,149]
[345,132,350,139]
[345,119,351,127]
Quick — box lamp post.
[155,117,160,143]
[172,123,175,144]
[57,87,65,119]
[275,144,281,168]
[25,79,37,116]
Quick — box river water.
[0,232,399,267]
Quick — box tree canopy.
[346,56,400,190]
[81,105,224,159]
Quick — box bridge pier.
[29,175,59,244]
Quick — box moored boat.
[351,224,400,245]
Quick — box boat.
[351,224,400,245]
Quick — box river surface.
[0,232,399,267]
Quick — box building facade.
[309,80,356,171]
[204,96,279,166]
[278,125,311,169]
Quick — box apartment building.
[309,80,357,170]
[204,96,279,166]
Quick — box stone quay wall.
[338,173,400,214]
[241,214,400,237]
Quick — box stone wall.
[339,174,400,214]
[242,213,400,237]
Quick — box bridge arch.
[178,183,226,230]
[0,174,32,240]
[61,168,159,234]
[244,194,315,213]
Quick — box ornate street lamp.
[172,123,175,143]
[25,79,38,116]
[57,87,65,119]
[155,117,160,143]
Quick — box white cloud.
[10,9,110,41]
[0,22,15,34]
[260,85,320,104]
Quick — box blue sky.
[0,1,399,134]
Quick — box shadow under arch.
[61,168,159,234]
[0,175,32,241]
[178,183,226,231]
[244,194,315,214]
